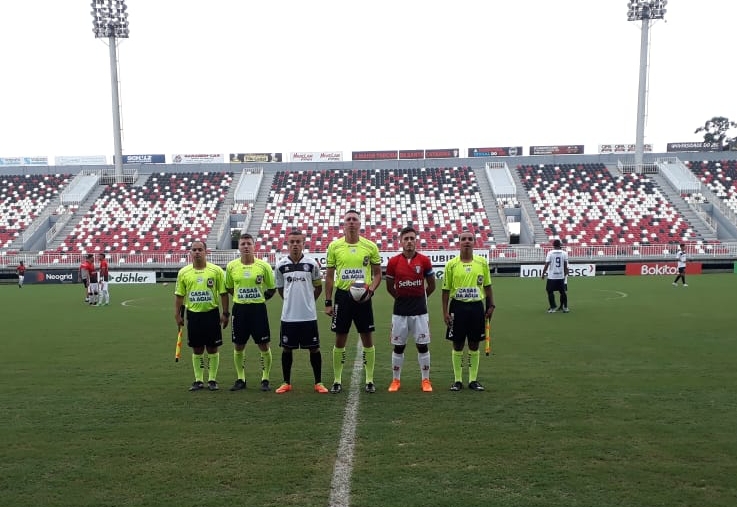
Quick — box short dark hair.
[553,239,562,248]
[239,233,253,241]
[400,226,417,238]
[288,229,303,237]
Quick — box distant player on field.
[274,230,328,394]
[441,230,494,392]
[541,239,569,313]
[225,233,276,392]
[17,261,25,288]
[385,226,435,392]
[324,209,382,394]
[97,253,110,306]
[175,240,229,392]
[672,243,688,287]
[79,255,93,302]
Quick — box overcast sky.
[0,0,733,159]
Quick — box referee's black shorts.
[445,300,484,344]
[330,288,375,334]
[186,308,223,348]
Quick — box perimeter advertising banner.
[398,150,424,160]
[229,153,283,163]
[290,152,343,162]
[666,142,721,153]
[24,270,78,284]
[529,145,585,156]
[425,148,459,159]
[121,154,166,164]
[55,155,108,165]
[108,271,156,284]
[625,262,702,276]
[468,147,523,157]
[519,264,596,278]
[171,154,225,164]
[352,150,399,161]
[598,144,653,154]
[0,156,49,166]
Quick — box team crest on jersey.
[415,265,421,274]
[304,264,311,271]
[477,275,483,285]
[363,256,369,267]
[256,275,263,284]
[207,278,214,287]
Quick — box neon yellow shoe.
[275,383,292,394]
[388,379,401,392]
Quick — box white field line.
[328,344,364,507]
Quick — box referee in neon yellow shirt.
[174,240,230,392]
[441,231,495,392]
[324,210,382,394]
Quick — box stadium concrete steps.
[45,184,108,252]
[505,165,548,245]
[472,166,508,244]
[647,171,718,242]
[243,172,275,238]
[206,174,240,249]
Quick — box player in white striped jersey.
[274,230,328,393]
[541,239,569,313]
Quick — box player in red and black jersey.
[17,261,26,288]
[385,226,436,392]
[97,253,110,306]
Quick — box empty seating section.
[518,163,696,246]
[0,174,70,248]
[258,167,492,253]
[55,172,232,255]
[686,160,737,215]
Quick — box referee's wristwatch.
[324,299,333,307]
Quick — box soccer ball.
[349,280,370,302]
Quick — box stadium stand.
[0,173,71,249]
[54,172,232,256]
[686,159,737,215]
[256,167,493,253]
[517,163,697,246]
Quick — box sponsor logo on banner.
[425,148,459,159]
[0,156,48,166]
[290,152,342,162]
[625,263,702,276]
[122,154,166,164]
[109,271,156,284]
[399,150,424,160]
[598,144,653,154]
[529,145,585,156]
[278,250,487,271]
[25,270,79,284]
[666,142,721,153]
[171,154,224,164]
[519,264,596,278]
[54,155,108,165]
[229,153,282,163]
[468,147,523,157]
[351,150,398,161]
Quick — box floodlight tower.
[91,0,129,182]
[627,0,667,167]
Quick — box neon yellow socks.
[260,349,273,381]
[233,349,245,380]
[333,346,346,384]
[363,346,375,384]
[452,350,464,382]
[192,353,205,382]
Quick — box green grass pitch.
[1,274,736,507]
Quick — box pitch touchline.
[328,344,364,507]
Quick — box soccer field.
[2,274,736,507]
